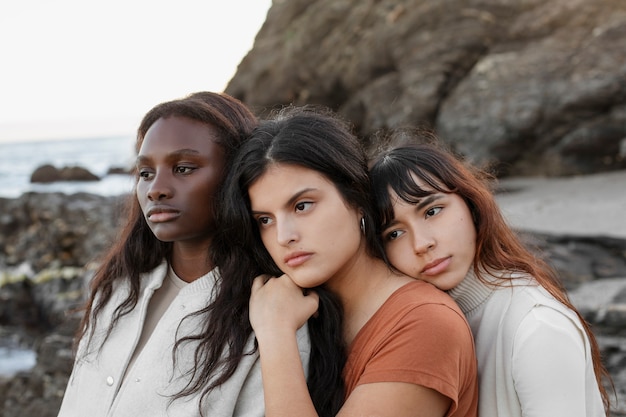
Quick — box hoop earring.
[360,217,366,234]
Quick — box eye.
[295,201,313,213]
[385,229,404,241]
[137,169,154,180]
[425,206,442,218]
[256,216,274,227]
[174,165,195,174]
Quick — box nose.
[276,217,299,246]
[146,171,173,201]
[412,233,435,255]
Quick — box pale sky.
[0,0,272,143]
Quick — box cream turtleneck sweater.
[447,271,605,417]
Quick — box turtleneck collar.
[447,269,495,315]
[447,268,535,315]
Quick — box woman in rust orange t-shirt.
[222,106,479,417]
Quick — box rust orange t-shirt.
[343,280,478,416]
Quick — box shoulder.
[388,280,467,319]
[347,283,477,404]
[516,295,586,350]
[517,304,585,342]
[491,282,585,345]
[378,281,474,346]
[392,280,459,303]
[108,261,168,291]
[497,281,577,323]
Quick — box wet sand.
[495,170,626,238]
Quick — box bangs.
[372,155,451,229]
[389,166,439,204]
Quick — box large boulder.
[226,0,626,176]
[31,165,99,183]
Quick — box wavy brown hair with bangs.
[368,129,613,413]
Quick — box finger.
[302,289,320,316]
[300,289,320,318]
[303,288,319,302]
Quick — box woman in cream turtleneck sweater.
[369,134,612,417]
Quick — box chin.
[419,277,448,291]
[151,229,179,243]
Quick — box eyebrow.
[251,187,317,215]
[384,193,445,229]
[136,148,201,164]
[415,194,444,211]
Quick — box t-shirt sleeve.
[356,302,475,406]
[512,305,590,417]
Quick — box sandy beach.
[495,170,626,239]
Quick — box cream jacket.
[58,262,311,417]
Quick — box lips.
[146,206,180,223]
[284,251,313,268]
[421,256,451,276]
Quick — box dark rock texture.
[0,193,125,417]
[226,0,626,176]
[0,192,126,271]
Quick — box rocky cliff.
[226,0,626,176]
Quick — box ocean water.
[0,345,37,377]
[0,135,137,199]
[0,327,38,377]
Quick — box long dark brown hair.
[75,92,345,415]
[77,91,258,350]
[369,129,614,413]
[219,105,393,415]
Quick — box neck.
[170,240,214,283]
[327,249,412,345]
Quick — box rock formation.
[226,0,626,176]
[0,192,126,417]
[30,164,100,183]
